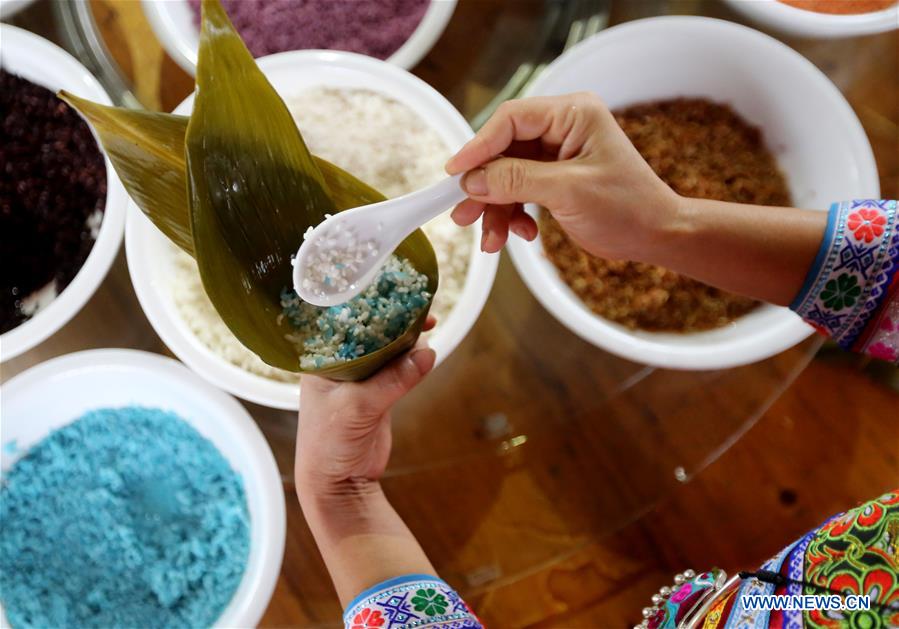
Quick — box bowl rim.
[126,48,496,409]
[0,348,286,627]
[0,25,127,363]
[722,0,899,37]
[507,15,880,371]
[0,0,37,19]
[141,0,457,76]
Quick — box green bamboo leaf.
[183,0,436,378]
[57,97,389,256]
[58,92,195,254]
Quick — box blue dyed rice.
[282,254,430,369]
[0,406,249,628]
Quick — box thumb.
[461,157,564,207]
[358,346,436,413]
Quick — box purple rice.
[1,70,107,334]
[187,0,430,60]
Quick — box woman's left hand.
[295,333,436,494]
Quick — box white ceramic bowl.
[142,0,457,76]
[0,24,128,361]
[724,0,898,38]
[0,26,127,362]
[126,49,495,410]
[0,349,286,627]
[507,16,879,371]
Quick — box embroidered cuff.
[790,200,899,353]
[344,574,482,629]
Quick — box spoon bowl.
[293,174,466,306]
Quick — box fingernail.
[410,348,436,375]
[444,156,458,174]
[463,168,488,196]
[510,224,526,239]
[480,230,488,252]
[485,231,501,253]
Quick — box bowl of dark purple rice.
[142,0,458,76]
[0,25,128,362]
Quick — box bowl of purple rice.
[142,0,457,76]
[1,25,127,361]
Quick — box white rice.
[170,249,297,382]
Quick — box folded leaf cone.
[60,0,437,380]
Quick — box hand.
[295,338,436,495]
[445,92,681,261]
[294,331,439,605]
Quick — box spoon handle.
[387,174,468,230]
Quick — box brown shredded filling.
[541,98,792,333]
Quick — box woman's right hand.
[445,92,681,262]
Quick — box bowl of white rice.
[126,50,497,410]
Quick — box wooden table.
[3,0,897,626]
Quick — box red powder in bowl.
[778,0,897,14]
[187,0,430,59]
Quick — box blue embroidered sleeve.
[343,574,482,629]
[791,199,899,364]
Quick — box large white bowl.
[507,16,879,371]
[126,49,495,410]
[724,0,898,38]
[142,0,457,76]
[0,349,286,627]
[0,26,127,362]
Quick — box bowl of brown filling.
[507,16,879,370]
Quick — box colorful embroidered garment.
[344,574,482,629]
[694,489,899,629]
[791,200,899,364]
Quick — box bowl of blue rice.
[0,349,286,628]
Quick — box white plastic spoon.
[292,174,467,307]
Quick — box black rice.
[1,69,107,334]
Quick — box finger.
[423,316,437,331]
[481,204,514,253]
[461,157,566,207]
[446,94,595,174]
[451,198,486,227]
[509,208,538,241]
[356,346,437,412]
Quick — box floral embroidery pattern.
[804,491,899,629]
[411,588,449,616]
[847,208,887,243]
[791,200,898,356]
[867,342,897,362]
[351,608,385,629]
[820,274,861,310]
[343,577,482,629]
[696,491,899,628]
